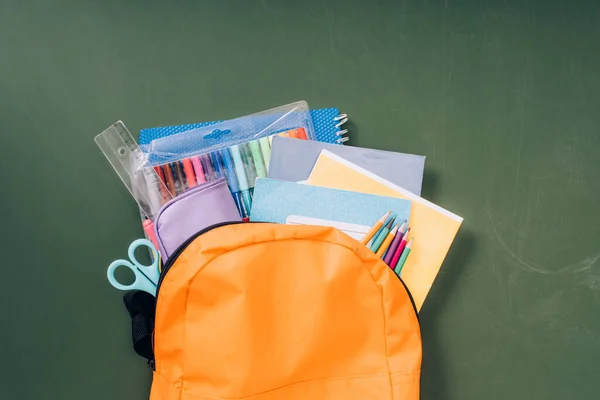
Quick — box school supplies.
[106,239,160,296]
[127,223,422,399]
[361,211,391,245]
[383,221,406,265]
[375,224,399,257]
[97,103,318,221]
[394,238,413,274]
[95,121,173,221]
[153,178,242,259]
[269,136,426,195]
[390,229,410,269]
[138,108,349,146]
[142,219,160,250]
[369,215,396,252]
[250,178,411,241]
[306,150,463,310]
[142,102,315,165]
[141,102,316,218]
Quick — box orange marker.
[361,211,391,246]
[296,127,308,140]
[288,129,299,139]
[183,158,197,188]
[375,225,398,258]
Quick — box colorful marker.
[383,221,406,265]
[394,238,413,275]
[295,127,308,140]
[221,148,247,218]
[230,145,252,213]
[162,164,177,197]
[173,162,186,193]
[191,156,206,184]
[240,144,258,195]
[209,151,224,179]
[182,158,196,188]
[249,140,267,178]
[142,219,159,250]
[259,137,271,169]
[200,153,215,181]
[153,166,170,204]
[361,211,391,245]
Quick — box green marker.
[394,238,413,275]
[370,215,396,253]
[259,137,272,169]
[249,140,267,178]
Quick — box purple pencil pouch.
[154,178,242,259]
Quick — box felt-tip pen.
[229,145,252,213]
[221,148,247,218]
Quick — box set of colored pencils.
[361,211,413,275]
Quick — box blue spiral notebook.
[138,108,349,146]
[250,178,411,241]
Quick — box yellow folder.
[307,150,463,310]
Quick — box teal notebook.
[250,178,411,241]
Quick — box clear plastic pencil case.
[140,101,316,218]
[96,101,315,225]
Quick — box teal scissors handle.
[127,238,161,284]
[107,259,157,296]
[106,238,161,296]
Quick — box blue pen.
[209,151,224,178]
[220,148,247,218]
[230,145,252,213]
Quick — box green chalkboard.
[1,0,599,399]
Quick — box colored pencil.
[376,225,398,258]
[361,211,391,245]
[389,229,410,269]
[394,238,413,275]
[370,216,396,253]
[383,221,406,264]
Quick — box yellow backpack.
[134,223,421,399]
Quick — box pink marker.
[143,219,159,251]
[191,156,206,184]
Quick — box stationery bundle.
[95,99,462,400]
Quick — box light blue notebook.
[250,178,411,241]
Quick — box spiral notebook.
[138,108,349,146]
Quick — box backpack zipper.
[156,221,419,320]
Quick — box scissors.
[107,239,161,296]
